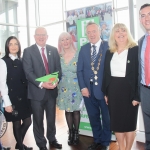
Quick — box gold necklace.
[91,49,102,85]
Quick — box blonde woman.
[57,32,83,146]
[102,23,140,150]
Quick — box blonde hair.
[108,23,137,53]
[58,32,76,54]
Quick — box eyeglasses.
[35,34,47,37]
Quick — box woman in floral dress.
[57,32,83,146]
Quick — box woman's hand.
[132,100,140,106]
[104,96,108,105]
[5,105,13,113]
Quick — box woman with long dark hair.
[0,36,32,150]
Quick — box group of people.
[0,3,150,150]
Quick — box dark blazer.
[102,46,140,102]
[77,41,108,100]
[22,44,62,101]
[138,36,145,87]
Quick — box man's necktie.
[41,47,50,75]
[91,45,97,63]
[90,45,97,81]
[145,35,150,85]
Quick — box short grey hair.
[35,26,47,35]
[86,22,101,33]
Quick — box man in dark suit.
[139,4,150,150]
[77,22,111,150]
[22,27,62,150]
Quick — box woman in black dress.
[102,23,140,150]
[1,36,32,150]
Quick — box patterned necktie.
[145,35,150,85]
[41,47,50,75]
[91,45,97,63]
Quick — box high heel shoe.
[73,129,79,145]
[68,129,74,145]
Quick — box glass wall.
[65,0,111,10]
[0,0,137,57]
[45,23,64,47]
[39,0,63,25]
[0,0,27,56]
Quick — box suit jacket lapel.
[106,51,113,75]
[138,36,145,80]
[126,48,131,76]
[87,43,91,68]
[139,36,145,54]
[138,36,144,64]
[33,44,44,67]
[46,45,52,73]
[94,41,103,68]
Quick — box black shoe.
[101,145,108,150]
[73,129,79,145]
[3,147,11,150]
[87,142,102,150]
[23,145,33,150]
[39,147,48,150]
[68,129,74,145]
[15,144,32,150]
[50,139,62,149]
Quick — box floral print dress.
[57,51,83,112]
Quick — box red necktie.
[41,47,50,74]
[145,35,150,85]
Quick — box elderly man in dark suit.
[139,3,150,150]
[22,27,62,150]
[77,22,111,150]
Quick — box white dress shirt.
[0,58,12,107]
[111,50,128,77]
[90,39,102,55]
[36,44,48,63]
[36,44,48,88]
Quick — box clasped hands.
[104,96,140,106]
[5,105,13,113]
[42,81,58,89]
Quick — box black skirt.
[107,77,138,132]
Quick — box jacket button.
[18,98,22,101]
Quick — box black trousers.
[31,90,56,148]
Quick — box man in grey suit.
[139,3,150,150]
[22,27,62,150]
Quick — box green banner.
[77,16,99,50]
[77,17,100,132]
[79,122,92,131]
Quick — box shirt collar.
[36,43,46,51]
[145,33,150,38]
[90,39,101,48]
[9,54,18,61]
